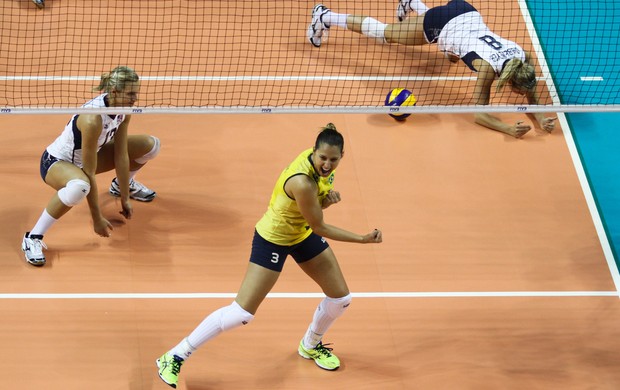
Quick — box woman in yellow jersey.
[156,123,383,388]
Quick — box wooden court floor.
[3,1,620,389]
[2,112,620,389]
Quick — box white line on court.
[517,0,559,104]
[580,76,604,81]
[0,291,618,299]
[517,0,620,297]
[557,114,620,294]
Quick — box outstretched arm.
[288,175,382,244]
[518,51,556,133]
[77,114,114,237]
[112,116,133,219]
[472,61,532,138]
[526,88,557,133]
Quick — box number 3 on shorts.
[271,253,280,264]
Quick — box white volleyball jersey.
[46,94,126,168]
[437,12,526,75]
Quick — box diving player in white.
[307,0,557,138]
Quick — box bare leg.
[235,262,281,314]
[298,247,352,353]
[297,247,349,298]
[44,161,90,218]
[345,15,428,46]
[96,134,157,173]
[164,262,275,360]
[385,17,428,45]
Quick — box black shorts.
[249,230,330,272]
[39,150,60,181]
[423,0,477,43]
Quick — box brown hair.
[92,66,139,93]
[496,58,536,92]
[314,123,344,153]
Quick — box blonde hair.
[92,66,139,93]
[496,58,536,92]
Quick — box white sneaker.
[307,4,330,48]
[22,232,47,266]
[109,178,156,202]
[32,0,45,9]
[397,0,413,22]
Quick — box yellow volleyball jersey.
[255,148,335,245]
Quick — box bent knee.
[323,293,352,318]
[57,179,90,206]
[134,136,160,164]
[221,301,255,331]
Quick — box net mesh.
[1,0,618,113]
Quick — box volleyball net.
[1,0,618,114]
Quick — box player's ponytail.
[324,123,337,131]
[315,123,345,153]
[496,58,536,92]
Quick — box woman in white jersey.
[21,66,160,266]
[307,0,557,138]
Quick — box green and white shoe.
[156,352,184,388]
[298,340,340,370]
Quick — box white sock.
[303,326,324,350]
[170,301,254,360]
[409,0,430,15]
[31,209,57,236]
[322,11,349,29]
[168,338,196,360]
[303,295,352,349]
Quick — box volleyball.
[385,88,417,121]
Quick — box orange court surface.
[2,112,620,389]
[2,0,620,389]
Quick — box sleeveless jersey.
[46,94,126,168]
[255,148,335,246]
[438,12,526,75]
